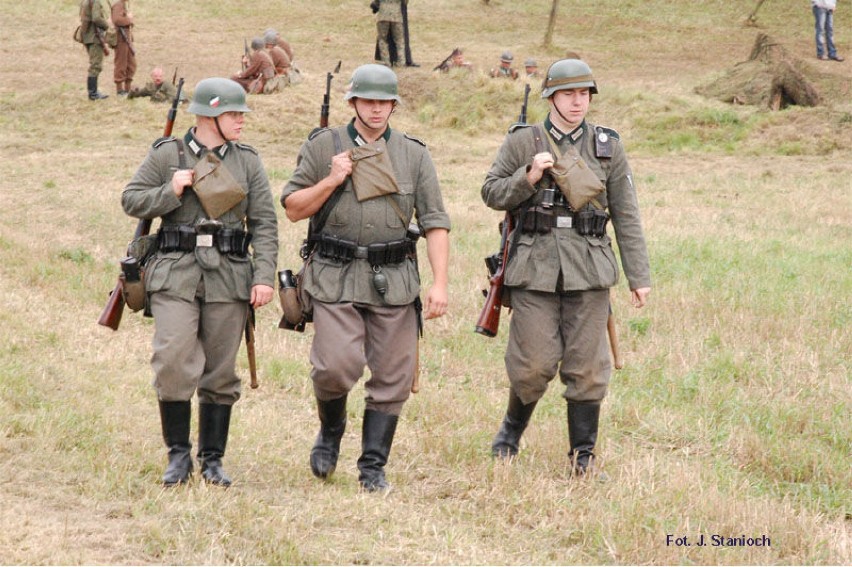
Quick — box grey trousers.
[149,292,247,405]
[310,301,417,415]
[504,288,611,405]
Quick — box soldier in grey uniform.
[78,0,111,100]
[281,64,450,492]
[122,78,279,487]
[482,59,651,476]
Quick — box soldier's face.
[352,98,395,131]
[215,111,246,141]
[550,88,591,129]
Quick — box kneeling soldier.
[122,78,278,486]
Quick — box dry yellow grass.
[0,0,849,565]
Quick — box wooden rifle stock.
[607,305,623,370]
[245,306,258,389]
[475,213,512,337]
[97,79,184,330]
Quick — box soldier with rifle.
[111,0,136,96]
[78,0,111,100]
[280,64,450,492]
[121,78,279,487]
[481,59,651,477]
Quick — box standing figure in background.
[481,59,651,477]
[111,0,137,96]
[79,0,111,100]
[373,0,418,67]
[811,0,844,61]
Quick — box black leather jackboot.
[87,76,108,100]
[159,400,193,486]
[567,401,601,476]
[310,395,348,479]
[491,389,538,458]
[357,409,399,492]
[197,403,232,487]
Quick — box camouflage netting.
[696,33,820,110]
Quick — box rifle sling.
[308,129,346,238]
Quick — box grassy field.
[0,0,849,564]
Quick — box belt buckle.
[196,234,214,247]
[556,215,573,229]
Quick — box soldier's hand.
[250,284,274,308]
[631,287,650,308]
[171,169,194,197]
[527,152,554,185]
[328,151,353,186]
[422,285,448,320]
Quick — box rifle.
[245,305,259,388]
[475,214,512,337]
[242,38,249,71]
[97,78,185,330]
[433,48,460,72]
[475,85,532,337]
[318,60,341,131]
[117,26,135,56]
[518,83,531,124]
[607,303,623,370]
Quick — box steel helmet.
[344,64,401,102]
[541,58,598,98]
[188,78,252,117]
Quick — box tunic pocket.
[584,235,619,288]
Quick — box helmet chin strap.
[353,102,393,137]
[213,116,228,143]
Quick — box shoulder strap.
[308,128,346,237]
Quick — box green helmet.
[344,64,401,103]
[188,78,252,117]
[541,59,598,98]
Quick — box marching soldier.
[111,0,136,96]
[481,59,651,477]
[78,0,111,100]
[281,64,450,492]
[122,78,279,487]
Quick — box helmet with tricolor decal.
[188,78,252,117]
[540,59,598,99]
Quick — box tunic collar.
[184,127,230,158]
[347,119,392,146]
[544,115,585,144]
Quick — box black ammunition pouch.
[157,224,251,256]
[573,209,610,237]
[515,205,609,237]
[312,234,415,266]
[517,205,555,234]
